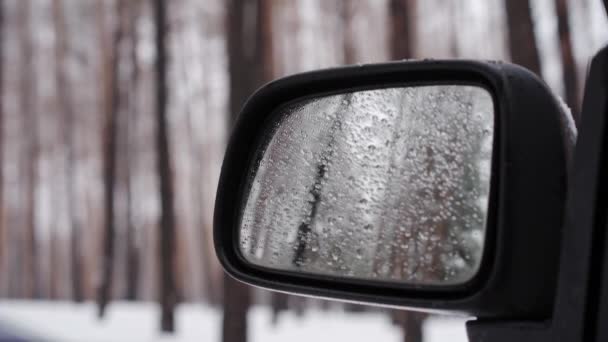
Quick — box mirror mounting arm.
[467,44,608,342]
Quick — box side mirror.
[242,84,494,287]
[214,61,574,319]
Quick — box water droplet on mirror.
[330,246,342,261]
[355,248,363,259]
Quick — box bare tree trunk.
[49,227,60,299]
[123,123,138,301]
[448,0,461,58]
[407,315,423,342]
[256,0,287,319]
[52,0,84,303]
[257,0,274,83]
[124,0,141,302]
[554,0,579,123]
[97,0,123,318]
[504,0,541,75]
[0,0,5,288]
[388,2,425,341]
[389,0,416,60]
[341,0,357,64]
[18,0,39,300]
[224,1,252,338]
[180,38,216,304]
[223,0,274,340]
[153,0,177,332]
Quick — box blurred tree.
[52,0,84,303]
[504,0,541,75]
[0,0,4,287]
[388,2,425,342]
[266,0,291,321]
[341,0,356,64]
[393,311,424,342]
[389,0,416,60]
[554,0,579,122]
[18,0,39,300]
[227,0,274,119]
[223,0,274,340]
[97,0,123,318]
[123,0,141,302]
[153,0,178,333]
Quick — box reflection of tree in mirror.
[240,85,493,286]
[293,94,353,267]
[373,87,491,284]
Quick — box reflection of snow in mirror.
[240,85,494,286]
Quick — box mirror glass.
[239,85,494,286]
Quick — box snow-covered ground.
[0,301,468,342]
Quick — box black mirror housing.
[214,60,573,319]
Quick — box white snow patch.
[0,300,468,342]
